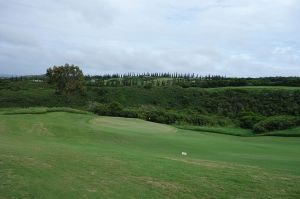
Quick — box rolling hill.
[1,110,300,198]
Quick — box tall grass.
[1,107,90,115]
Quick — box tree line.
[86,75,300,88]
[4,64,300,89]
[85,73,226,80]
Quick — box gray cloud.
[0,0,299,76]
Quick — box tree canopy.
[46,64,86,94]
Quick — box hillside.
[1,80,300,116]
[1,111,300,198]
[1,79,300,135]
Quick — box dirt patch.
[164,157,266,172]
[128,176,190,192]
[164,157,235,169]
[0,120,8,134]
[0,154,52,169]
[86,188,97,193]
[30,123,53,136]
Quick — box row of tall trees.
[85,73,226,80]
[87,76,300,88]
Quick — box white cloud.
[0,0,299,76]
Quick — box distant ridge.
[0,74,12,77]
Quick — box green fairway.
[1,112,300,198]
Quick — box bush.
[144,111,179,124]
[239,112,266,129]
[253,115,300,133]
[88,101,138,118]
[141,111,233,126]
[107,102,123,116]
[92,103,109,115]
[183,114,232,126]
[118,110,138,118]
[143,84,153,89]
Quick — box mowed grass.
[1,112,300,198]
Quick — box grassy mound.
[0,107,89,115]
[1,112,300,198]
[176,125,254,136]
[177,125,300,137]
[262,127,300,137]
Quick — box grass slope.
[176,125,300,137]
[1,112,300,198]
[262,127,300,137]
[0,107,89,115]
[176,125,254,136]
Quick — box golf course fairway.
[1,112,300,198]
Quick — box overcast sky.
[0,0,299,76]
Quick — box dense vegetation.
[46,64,86,94]
[1,69,300,134]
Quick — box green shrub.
[89,101,138,118]
[239,112,266,129]
[87,101,108,115]
[253,115,300,133]
[107,102,124,116]
[184,114,232,126]
[144,111,179,124]
[143,84,153,89]
[141,111,233,126]
[118,110,139,118]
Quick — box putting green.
[1,112,300,198]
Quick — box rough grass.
[176,125,254,136]
[177,125,300,137]
[0,107,90,115]
[262,127,300,137]
[1,112,300,198]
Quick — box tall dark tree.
[46,64,86,94]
